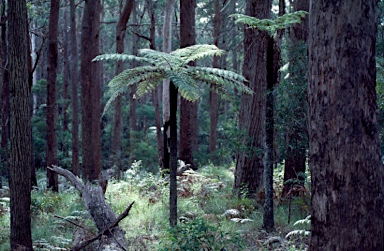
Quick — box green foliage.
[231,10,308,34]
[158,218,244,251]
[93,44,251,114]
[286,215,311,239]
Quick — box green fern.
[94,44,251,114]
[231,10,308,34]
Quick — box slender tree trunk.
[169,82,178,227]
[146,0,163,168]
[162,0,175,172]
[282,0,308,198]
[112,0,134,175]
[234,0,271,198]
[70,0,79,176]
[8,0,33,248]
[308,1,384,249]
[209,0,220,156]
[46,0,60,191]
[0,0,9,189]
[62,7,70,163]
[81,0,101,181]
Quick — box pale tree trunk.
[129,3,138,164]
[81,0,102,181]
[62,8,70,161]
[281,0,308,198]
[46,0,60,191]
[209,0,220,156]
[8,0,33,248]
[111,0,134,177]
[162,0,175,173]
[146,0,163,168]
[70,0,80,176]
[234,0,271,198]
[308,1,384,249]
[179,0,197,169]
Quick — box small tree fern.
[93,44,251,114]
[230,10,308,35]
[94,44,251,227]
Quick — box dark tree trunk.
[282,0,308,198]
[70,0,80,176]
[111,0,134,175]
[0,0,9,189]
[8,0,33,249]
[169,82,178,227]
[209,0,220,156]
[179,0,197,169]
[46,0,60,191]
[263,34,278,232]
[81,0,101,181]
[234,0,271,197]
[308,1,384,250]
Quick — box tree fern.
[231,10,308,34]
[94,44,251,114]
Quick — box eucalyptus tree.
[308,0,383,249]
[94,44,251,227]
[81,0,102,181]
[46,0,60,191]
[8,0,33,248]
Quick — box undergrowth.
[0,163,310,250]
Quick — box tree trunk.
[179,0,197,169]
[282,0,308,198]
[70,0,80,176]
[209,0,220,156]
[46,0,60,191]
[146,0,163,168]
[111,0,134,175]
[169,82,178,227]
[81,0,101,181]
[162,0,175,172]
[8,0,33,249]
[0,0,9,189]
[308,1,384,249]
[234,0,271,198]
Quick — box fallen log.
[47,165,134,251]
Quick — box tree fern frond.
[191,67,252,94]
[171,44,225,66]
[93,53,155,65]
[231,10,308,33]
[135,76,164,98]
[108,66,165,88]
[166,69,200,101]
[103,86,129,116]
[139,48,183,68]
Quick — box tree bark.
[46,0,60,191]
[162,0,175,172]
[8,0,33,249]
[111,0,134,175]
[179,0,197,169]
[281,0,308,198]
[81,0,102,181]
[308,1,384,249]
[70,0,80,176]
[169,82,178,227]
[234,0,271,198]
[0,0,9,189]
[209,0,220,156]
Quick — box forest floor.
[0,163,310,250]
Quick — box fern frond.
[108,66,164,88]
[166,69,200,101]
[135,76,164,98]
[231,10,308,33]
[171,44,225,66]
[103,86,129,116]
[191,67,252,94]
[139,48,183,67]
[285,229,311,239]
[93,53,155,65]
